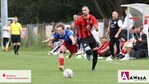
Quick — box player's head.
[7,19,12,26]
[13,16,18,23]
[73,15,78,21]
[56,23,65,35]
[82,6,90,16]
[125,8,128,15]
[133,26,141,33]
[112,11,119,19]
[101,37,108,44]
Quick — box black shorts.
[11,35,21,43]
[3,38,10,46]
[80,34,98,49]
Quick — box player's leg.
[90,42,98,71]
[59,45,67,71]
[11,35,17,55]
[88,34,98,71]
[3,38,7,51]
[115,38,120,55]
[67,44,78,58]
[16,35,21,55]
[108,37,115,58]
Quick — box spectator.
[98,37,110,57]
[3,20,12,51]
[106,11,123,61]
[121,26,147,60]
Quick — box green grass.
[0,47,149,84]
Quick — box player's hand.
[72,40,77,45]
[42,40,46,43]
[138,38,142,41]
[86,25,91,30]
[115,34,119,38]
[105,32,109,37]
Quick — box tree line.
[1,0,148,24]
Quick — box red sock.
[59,58,64,66]
[121,49,127,54]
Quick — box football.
[63,69,73,78]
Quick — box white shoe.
[106,55,113,61]
[121,54,130,60]
[53,52,59,55]
[98,57,104,60]
[76,50,84,55]
[129,57,136,60]
[48,51,54,55]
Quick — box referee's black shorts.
[11,35,21,43]
[80,34,98,49]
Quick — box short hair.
[101,37,107,39]
[8,19,12,23]
[82,6,89,9]
[132,26,139,30]
[82,6,90,11]
[14,16,18,18]
[56,23,65,30]
[77,13,82,16]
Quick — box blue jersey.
[54,29,73,45]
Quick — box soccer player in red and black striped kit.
[73,6,99,71]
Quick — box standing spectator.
[106,11,123,61]
[10,16,22,55]
[122,8,134,30]
[73,6,99,71]
[121,8,134,41]
[3,20,12,51]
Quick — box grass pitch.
[0,47,149,84]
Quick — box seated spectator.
[98,37,110,57]
[121,26,148,60]
[117,26,135,59]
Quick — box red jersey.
[74,15,98,39]
[98,41,109,50]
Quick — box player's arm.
[115,20,123,38]
[105,22,110,36]
[43,32,60,43]
[92,16,98,31]
[19,23,23,37]
[3,26,10,32]
[42,37,53,43]
[69,35,76,45]
[71,19,80,36]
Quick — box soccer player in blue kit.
[51,23,77,71]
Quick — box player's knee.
[84,45,92,55]
[93,50,98,57]
[17,42,20,45]
[59,51,64,53]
